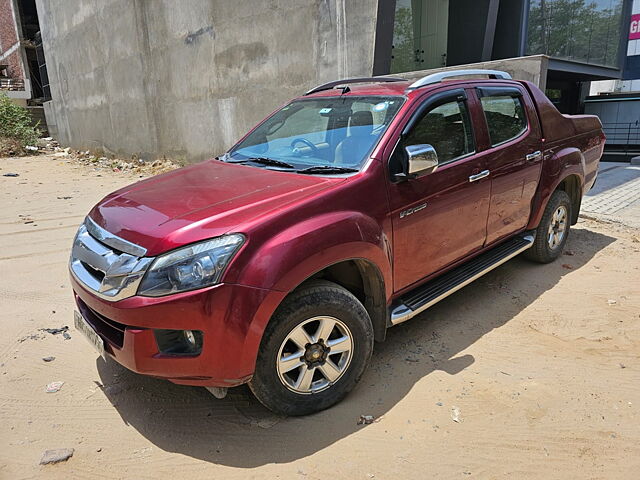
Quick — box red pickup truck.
[70,70,603,415]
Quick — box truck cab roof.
[301,69,518,99]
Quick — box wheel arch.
[235,211,393,377]
[527,147,585,229]
[555,174,582,224]
[296,258,388,343]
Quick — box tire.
[249,280,374,416]
[525,190,572,263]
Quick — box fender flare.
[527,147,585,230]
[233,211,393,376]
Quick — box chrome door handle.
[526,150,542,161]
[469,170,490,182]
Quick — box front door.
[387,89,491,292]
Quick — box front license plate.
[74,310,105,358]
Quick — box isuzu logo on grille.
[400,203,427,218]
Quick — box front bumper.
[71,273,277,387]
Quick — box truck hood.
[89,160,341,256]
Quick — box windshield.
[227,96,404,172]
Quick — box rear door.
[387,88,491,292]
[474,86,543,245]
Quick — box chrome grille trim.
[70,220,153,302]
[85,216,147,257]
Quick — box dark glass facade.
[387,0,628,73]
[526,0,625,67]
[390,0,450,74]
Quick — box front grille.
[70,218,154,301]
[76,296,128,349]
[81,261,105,282]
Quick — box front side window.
[403,98,474,164]
[480,95,528,146]
[228,96,404,171]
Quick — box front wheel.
[526,190,572,263]
[249,280,374,416]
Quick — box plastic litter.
[451,406,462,423]
[357,415,376,425]
[46,381,64,393]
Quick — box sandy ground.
[1,155,639,480]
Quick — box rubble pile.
[25,137,182,176]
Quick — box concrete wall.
[36,0,379,162]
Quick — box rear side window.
[480,95,527,146]
[404,99,474,164]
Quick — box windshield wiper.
[226,156,295,169]
[296,165,359,175]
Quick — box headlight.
[137,234,244,297]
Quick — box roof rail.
[407,69,512,91]
[304,76,407,96]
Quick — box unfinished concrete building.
[35,0,635,162]
[1,0,49,128]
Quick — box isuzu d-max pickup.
[70,69,604,415]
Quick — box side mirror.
[405,144,438,177]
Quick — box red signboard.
[631,14,640,40]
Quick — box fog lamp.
[154,329,203,355]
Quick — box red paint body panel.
[71,272,282,386]
[71,78,603,388]
[475,84,543,244]
[90,160,342,256]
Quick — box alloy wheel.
[276,316,353,394]
[547,205,568,249]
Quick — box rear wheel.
[526,190,572,263]
[249,280,374,416]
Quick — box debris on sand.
[40,326,69,336]
[67,150,180,176]
[451,406,462,423]
[46,381,64,393]
[39,448,74,465]
[19,333,44,343]
[607,299,617,305]
[24,136,182,176]
[42,356,55,362]
[357,415,376,425]
[3,173,20,177]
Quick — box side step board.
[390,234,535,325]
